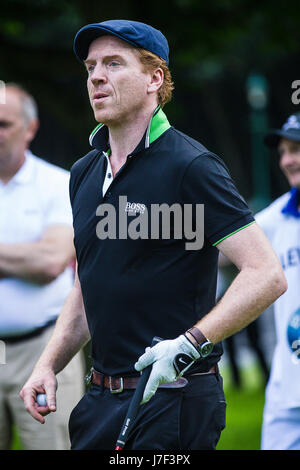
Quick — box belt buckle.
[109,376,124,394]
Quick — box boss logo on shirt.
[125,202,146,215]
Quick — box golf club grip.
[115,336,161,450]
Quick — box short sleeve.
[180,153,255,245]
[69,150,101,208]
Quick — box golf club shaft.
[115,336,161,450]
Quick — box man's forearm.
[0,227,74,283]
[20,272,89,422]
[34,282,90,375]
[0,242,48,281]
[194,263,286,345]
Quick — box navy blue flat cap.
[73,19,169,65]
[264,113,300,147]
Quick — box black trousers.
[69,373,226,450]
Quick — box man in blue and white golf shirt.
[258,113,300,450]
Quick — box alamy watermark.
[291,80,300,105]
[0,340,6,364]
[96,196,204,250]
[291,340,300,364]
[0,80,6,104]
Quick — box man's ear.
[147,67,164,94]
[25,118,39,146]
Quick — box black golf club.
[115,336,161,450]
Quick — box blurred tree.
[1,0,299,199]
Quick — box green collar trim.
[146,106,171,147]
[88,106,171,151]
[89,122,104,146]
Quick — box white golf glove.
[134,335,200,404]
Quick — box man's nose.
[90,64,108,84]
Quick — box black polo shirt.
[70,107,255,376]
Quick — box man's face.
[278,138,300,189]
[85,35,152,125]
[0,90,29,167]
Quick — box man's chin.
[93,110,122,127]
[285,169,299,183]
[93,109,110,124]
[287,177,300,189]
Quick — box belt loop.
[85,367,93,387]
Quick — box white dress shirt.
[0,151,74,336]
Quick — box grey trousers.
[0,325,85,450]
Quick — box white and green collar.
[88,106,171,152]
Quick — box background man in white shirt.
[0,83,85,450]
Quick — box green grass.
[217,361,266,450]
[11,426,22,450]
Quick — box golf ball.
[36,393,47,407]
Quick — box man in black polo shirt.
[21,20,287,450]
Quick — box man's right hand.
[19,367,58,424]
[134,334,200,404]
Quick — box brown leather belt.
[91,364,218,394]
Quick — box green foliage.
[1,1,299,203]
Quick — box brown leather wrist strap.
[186,327,208,346]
